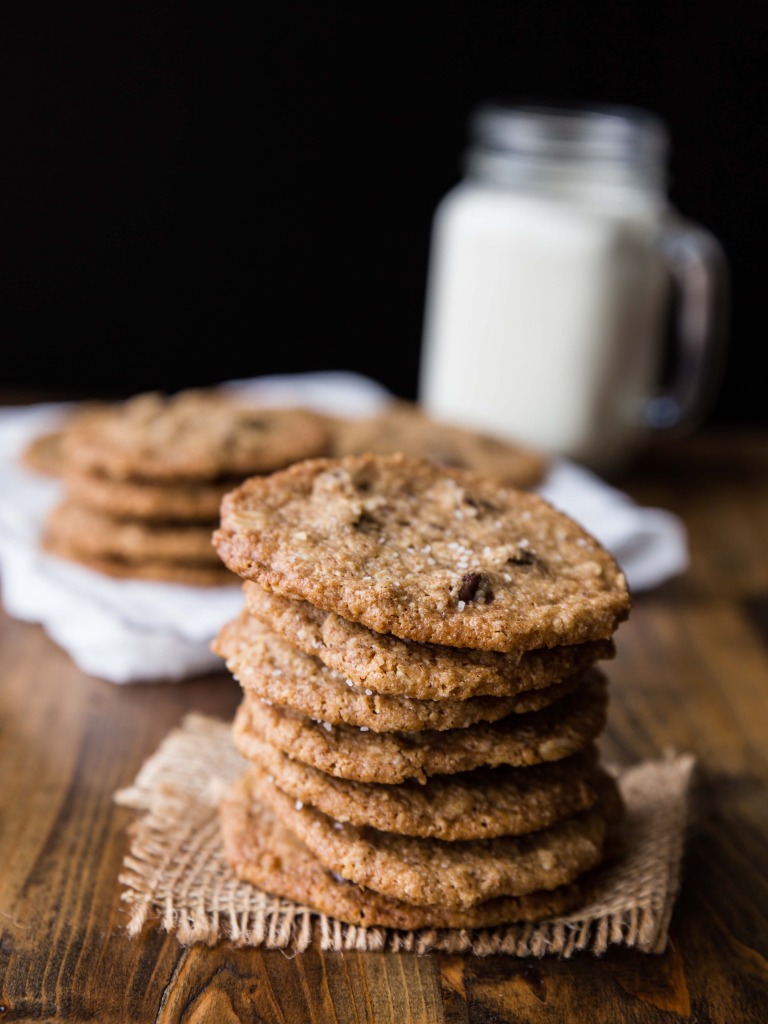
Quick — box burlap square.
[114,713,695,957]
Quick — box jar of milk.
[419,102,728,473]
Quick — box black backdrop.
[2,2,766,424]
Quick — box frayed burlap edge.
[114,713,695,957]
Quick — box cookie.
[214,454,631,652]
[247,764,613,909]
[62,389,332,482]
[19,401,112,477]
[44,500,221,564]
[219,779,588,930]
[213,611,581,733]
[20,430,69,477]
[62,470,242,522]
[233,669,608,784]
[331,400,549,488]
[237,735,605,840]
[243,582,615,699]
[42,533,235,586]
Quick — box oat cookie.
[20,430,69,477]
[19,401,111,477]
[214,455,631,652]
[63,470,242,522]
[248,764,612,909]
[219,780,588,930]
[238,735,605,840]
[44,500,221,564]
[331,400,549,488]
[42,534,235,586]
[233,670,607,784]
[214,612,580,733]
[243,582,615,699]
[62,389,332,481]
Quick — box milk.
[419,179,670,472]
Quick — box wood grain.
[1,427,768,1022]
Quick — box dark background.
[1,2,765,425]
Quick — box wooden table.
[1,427,768,1023]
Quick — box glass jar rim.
[468,100,669,167]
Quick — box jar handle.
[643,214,729,432]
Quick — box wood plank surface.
[1,427,767,1023]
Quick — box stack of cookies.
[212,452,632,930]
[37,389,332,586]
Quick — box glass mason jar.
[419,101,728,473]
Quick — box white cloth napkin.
[0,372,688,684]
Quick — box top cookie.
[331,400,549,489]
[61,389,332,482]
[19,401,112,477]
[20,430,68,477]
[214,454,631,652]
